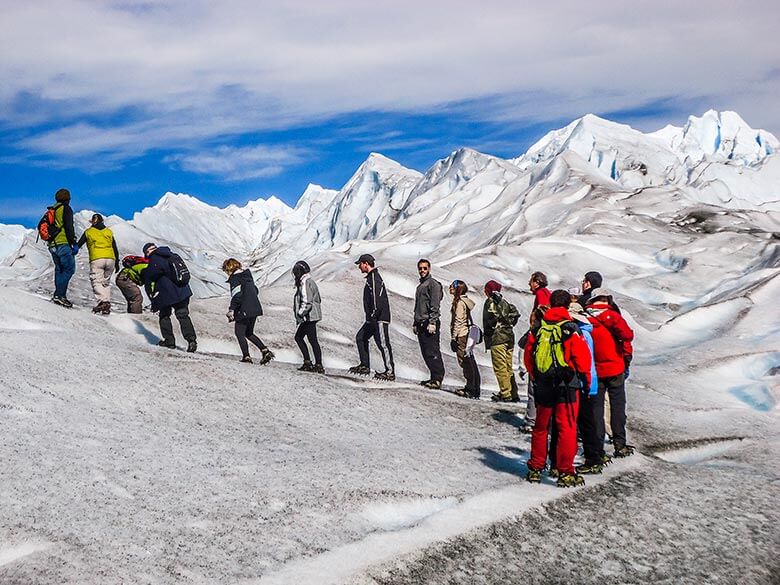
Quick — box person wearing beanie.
[585,288,635,459]
[349,254,395,380]
[413,259,445,389]
[482,280,520,402]
[47,188,78,308]
[115,255,149,314]
[292,260,323,373]
[77,213,120,315]
[578,271,603,306]
[142,242,197,352]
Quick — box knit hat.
[484,280,502,296]
[569,302,590,324]
[142,242,157,256]
[587,287,612,303]
[55,188,71,202]
[583,271,603,288]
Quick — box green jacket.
[483,293,520,348]
[51,203,76,247]
[119,263,148,285]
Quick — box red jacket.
[532,287,551,310]
[523,307,592,387]
[586,302,634,378]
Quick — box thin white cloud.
[1,0,779,167]
[164,145,308,180]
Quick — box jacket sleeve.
[63,205,76,245]
[77,232,87,247]
[143,257,167,283]
[229,281,243,312]
[605,312,635,357]
[112,238,120,262]
[564,332,592,388]
[428,281,442,321]
[368,272,379,319]
[299,281,313,316]
[523,331,536,378]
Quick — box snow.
[0,109,778,583]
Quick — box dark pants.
[159,298,196,343]
[235,317,267,357]
[356,321,394,373]
[578,387,607,463]
[455,335,480,396]
[416,320,445,383]
[295,321,322,365]
[602,373,627,450]
[49,244,75,298]
[116,273,143,313]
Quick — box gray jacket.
[413,274,443,324]
[294,274,322,324]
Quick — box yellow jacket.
[81,226,117,261]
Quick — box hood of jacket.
[228,268,254,286]
[151,246,173,259]
[542,306,572,322]
[460,295,475,311]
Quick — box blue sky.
[1,1,778,226]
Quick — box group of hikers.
[40,188,636,489]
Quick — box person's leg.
[58,245,76,299]
[528,404,553,471]
[525,379,537,425]
[234,320,250,357]
[555,392,580,475]
[99,259,114,303]
[89,260,102,304]
[244,317,267,351]
[295,322,312,362]
[158,305,175,344]
[549,415,558,469]
[578,387,605,463]
[607,374,628,450]
[173,298,196,342]
[116,274,142,313]
[49,247,64,297]
[420,322,444,382]
[490,344,513,398]
[306,322,323,365]
[355,322,373,367]
[375,322,394,373]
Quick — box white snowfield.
[1,110,778,584]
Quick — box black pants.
[235,317,267,358]
[416,321,445,383]
[578,387,607,463]
[356,321,394,373]
[295,321,322,365]
[602,373,627,450]
[159,298,196,343]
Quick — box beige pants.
[90,258,114,303]
[490,343,517,399]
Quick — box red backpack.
[122,255,149,269]
[36,205,61,242]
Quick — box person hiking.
[449,280,480,398]
[413,259,445,389]
[517,304,549,433]
[45,188,78,308]
[223,258,274,364]
[482,280,520,402]
[116,255,148,314]
[528,271,552,310]
[292,260,323,373]
[349,254,395,380]
[585,287,635,459]
[578,271,603,307]
[523,289,592,488]
[142,242,197,352]
[76,213,119,315]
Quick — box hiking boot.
[158,339,176,349]
[491,393,518,403]
[576,462,604,475]
[374,370,396,381]
[518,421,534,434]
[92,302,104,314]
[259,349,275,365]
[548,468,560,479]
[419,379,432,386]
[240,356,253,364]
[100,302,111,315]
[599,454,613,467]
[312,363,325,374]
[526,467,542,483]
[557,473,585,488]
[298,360,314,372]
[614,445,635,458]
[52,296,73,308]
[186,340,197,353]
[348,364,371,375]
[454,388,468,397]
[423,380,442,390]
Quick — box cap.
[355,253,375,265]
[587,287,612,302]
[142,242,157,256]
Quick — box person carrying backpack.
[292,260,323,373]
[142,242,197,352]
[223,258,274,364]
[414,259,445,389]
[517,304,549,433]
[449,280,480,398]
[523,290,592,488]
[482,280,520,402]
[585,288,635,459]
[42,188,78,308]
[76,213,120,315]
[116,255,148,314]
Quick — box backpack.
[122,255,148,269]
[532,319,577,385]
[168,253,190,287]
[36,205,61,242]
[499,298,520,327]
[465,305,483,356]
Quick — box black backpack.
[168,253,191,287]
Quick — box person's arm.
[605,313,634,358]
[143,257,166,282]
[428,281,442,321]
[63,205,76,245]
[77,232,87,247]
[299,280,313,316]
[369,272,379,319]
[229,280,243,312]
[565,333,592,388]
[112,238,120,272]
[523,331,536,378]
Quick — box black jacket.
[413,274,443,324]
[143,246,193,311]
[228,269,263,321]
[363,268,391,323]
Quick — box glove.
[624,367,630,380]
[71,244,79,255]
[226,310,235,323]
[412,324,418,335]
[450,339,458,352]
[426,322,437,334]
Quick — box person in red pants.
[523,289,592,488]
